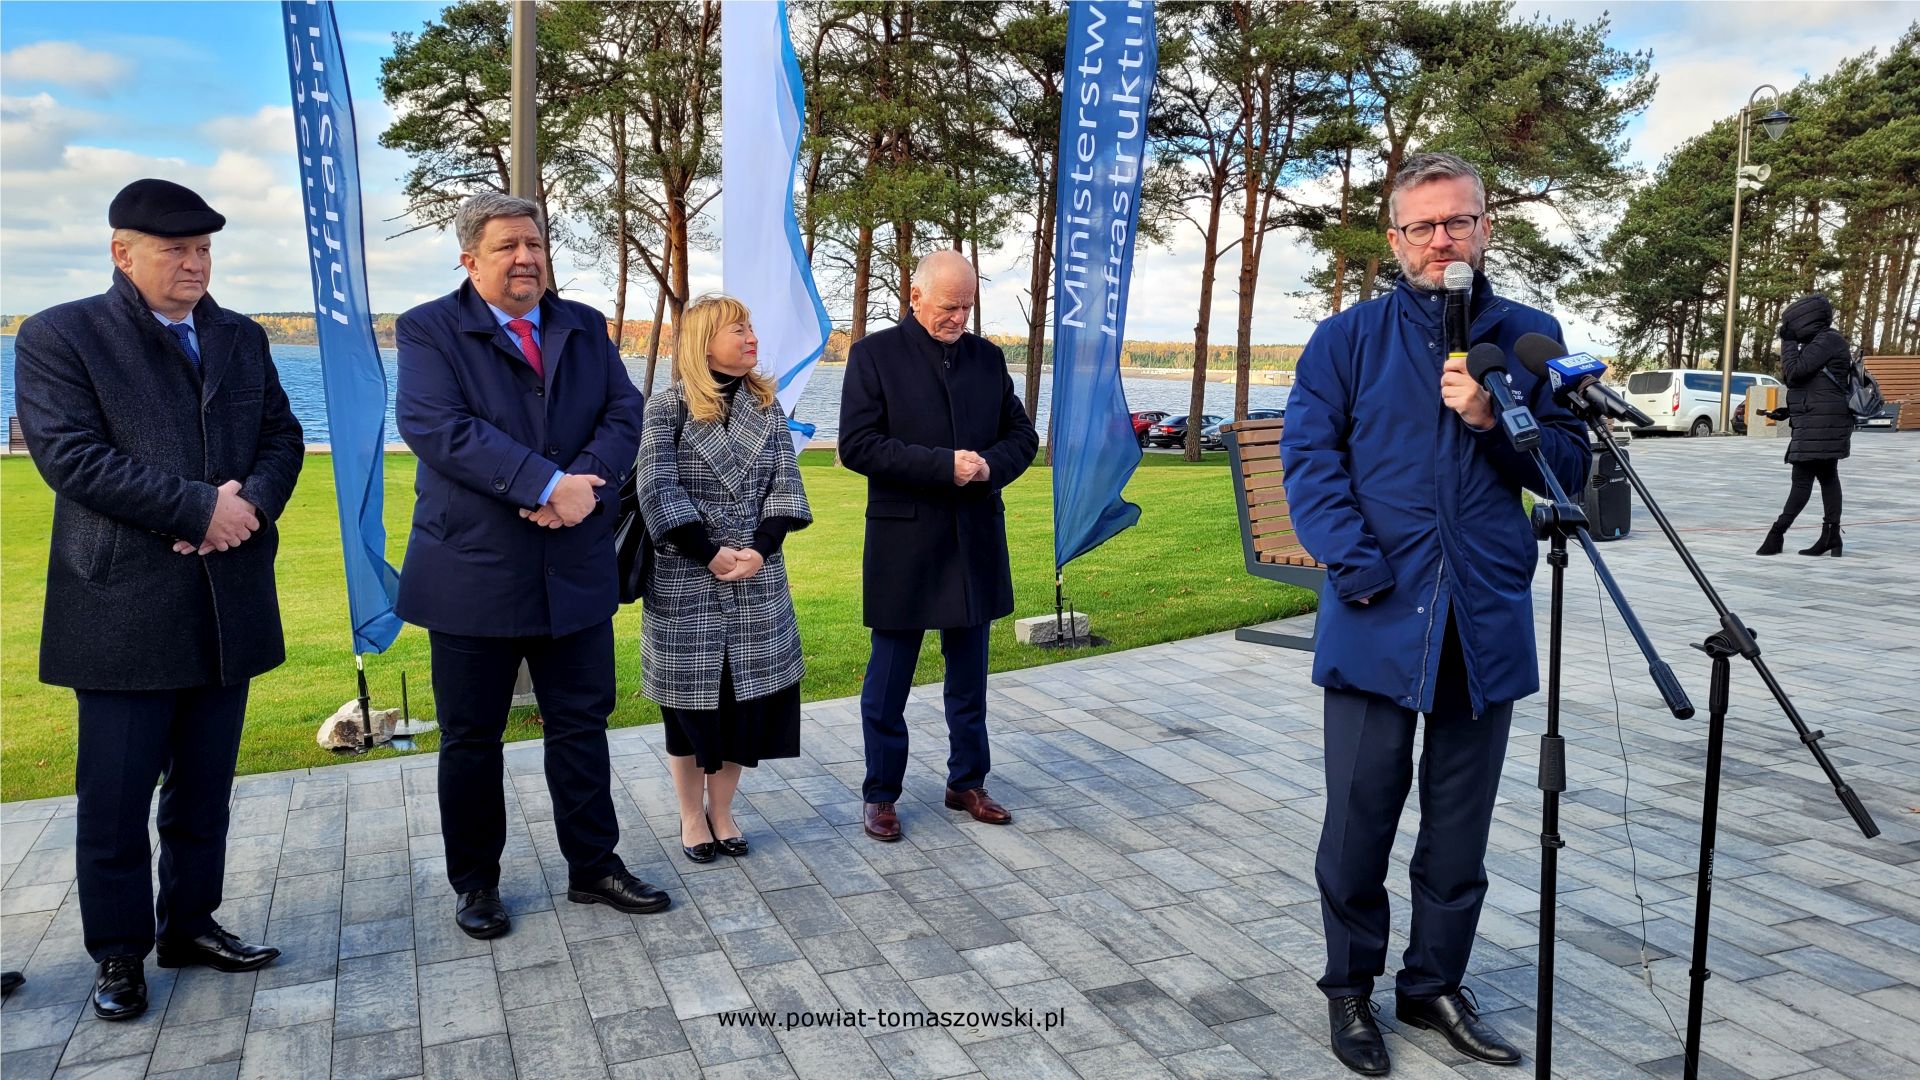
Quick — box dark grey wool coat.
[1778,294,1853,464]
[639,381,812,709]
[13,271,304,690]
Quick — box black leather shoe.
[1396,987,1520,1065]
[682,815,717,864]
[454,888,511,940]
[93,956,147,1021]
[568,868,671,914]
[155,925,280,973]
[1,970,22,998]
[1328,994,1389,1075]
[709,814,748,857]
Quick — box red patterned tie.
[506,318,544,379]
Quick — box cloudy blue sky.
[2,1,1913,354]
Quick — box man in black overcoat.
[838,250,1038,842]
[394,191,666,939]
[13,179,303,1021]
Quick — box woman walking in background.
[639,295,811,863]
[1756,293,1852,557]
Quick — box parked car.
[1144,414,1222,448]
[1130,410,1169,445]
[1618,369,1785,437]
[1200,409,1283,449]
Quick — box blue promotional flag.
[283,0,402,654]
[721,0,832,453]
[1051,0,1158,570]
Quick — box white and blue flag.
[721,0,831,451]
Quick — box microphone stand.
[1573,411,1879,1080]
[1473,377,1695,1080]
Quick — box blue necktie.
[167,322,200,372]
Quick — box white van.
[1619,369,1785,436]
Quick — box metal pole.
[509,1,537,200]
[510,0,539,700]
[1716,104,1750,436]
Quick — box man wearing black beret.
[13,178,303,1021]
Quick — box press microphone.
[1444,261,1473,359]
[1513,333,1654,427]
[1466,342,1541,451]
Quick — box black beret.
[108,178,226,237]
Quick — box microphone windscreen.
[1514,333,1564,377]
[1444,261,1474,291]
[1465,342,1508,384]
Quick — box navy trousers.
[429,620,623,894]
[1316,619,1514,1000]
[75,683,248,961]
[860,624,991,803]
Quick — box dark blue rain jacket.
[1280,273,1590,714]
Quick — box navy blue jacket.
[394,282,644,638]
[14,271,304,690]
[1280,275,1590,713]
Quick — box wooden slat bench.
[1224,416,1325,651]
[1863,356,1920,431]
[7,415,26,455]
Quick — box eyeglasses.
[1392,213,1484,247]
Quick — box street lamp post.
[1716,85,1795,435]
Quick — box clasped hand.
[953,450,991,486]
[175,480,257,555]
[518,473,606,528]
[708,547,765,582]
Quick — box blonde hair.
[673,293,777,424]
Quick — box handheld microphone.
[1443,261,1473,359]
[1513,333,1654,427]
[1466,342,1542,451]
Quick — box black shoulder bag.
[613,396,687,605]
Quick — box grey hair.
[454,191,543,253]
[911,249,975,291]
[1389,152,1486,223]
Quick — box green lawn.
[1,450,1313,801]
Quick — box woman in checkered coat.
[640,295,812,863]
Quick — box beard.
[1397,247,1485,291]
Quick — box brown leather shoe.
[863,801,902,842]
[945,786,1012,825]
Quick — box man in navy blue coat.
[14,179,301,1022]
[1281,154,1589,1074]
[396,192,666,939]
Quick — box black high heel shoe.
[709,813,748,857]
[682,816,717,864]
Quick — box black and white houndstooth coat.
[639,381,811,709]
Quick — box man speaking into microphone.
[1280,152,1589,1075]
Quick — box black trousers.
[860,624,991,803]
[429,620,622,894]
[1315,621,1513,1000]
[75,683,248,961]
[1777,459,1842,527]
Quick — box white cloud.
[200,105,295,159]
[0,93,116,170]
[0,41,134,97]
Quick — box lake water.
[1,336,1289,444]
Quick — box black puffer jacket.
[1778,294,1853,463]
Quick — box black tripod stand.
[1577,418,1879,1079]
[1504,429,1695,1080]
[1464,346,1699,1078]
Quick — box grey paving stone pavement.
[4,435,1918,1078]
